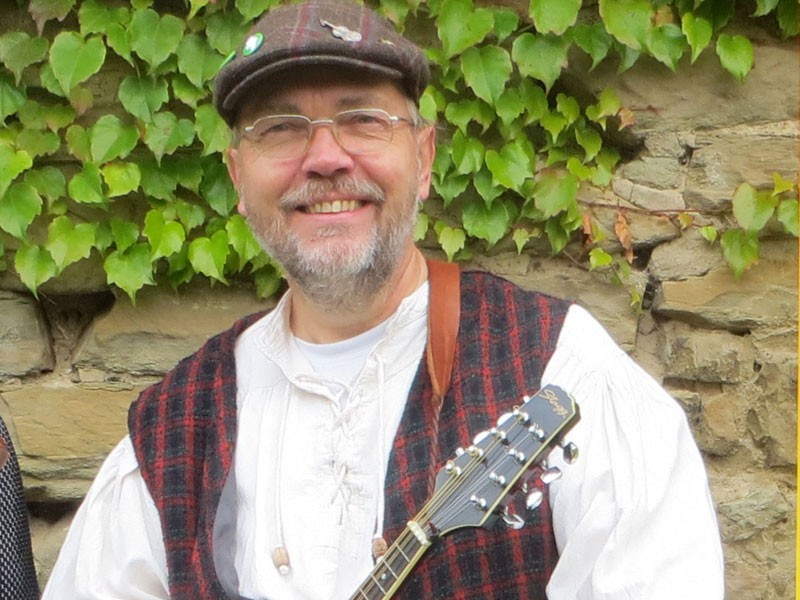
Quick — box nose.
[300,122,355,177]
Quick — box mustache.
[278,177,385,211]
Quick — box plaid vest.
[129,271,570,599]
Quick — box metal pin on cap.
[320,19,362,42]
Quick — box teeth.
[307,200,360,214]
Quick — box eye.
[338,110,389,129]
[248,116,307,140]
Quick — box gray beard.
[245,177,419,312]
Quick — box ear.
[415,125,436,201]
[225,148,248,217]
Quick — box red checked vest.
[129,271,571,599]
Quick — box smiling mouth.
[304,200,364,214]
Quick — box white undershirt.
[294,319,389,384]
[43,287,725,600]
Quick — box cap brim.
[220,55,404,124]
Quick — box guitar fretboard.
[351,521,431,600]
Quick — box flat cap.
[214,0,430,126]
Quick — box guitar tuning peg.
[525,489,544,511]
[540,467,562,485]
[528,424,545,440]
[501,508,525,530]
[559,441,579,464]
[473,430,490,445]
[497,411,513,426]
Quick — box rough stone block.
[648,230,728,280]
[716,479,792,543]
[1,384,136,457]
[582,184,681,250]
[0,254,109,295]
[684,122,799,210]
[671,388,745,457]
[749,355,797,467]
[616,159,686,197]
[0,292,54,376]
[575,36,799,133]
[1,382,144,501]
[653,239,798,331]
[662,322,755,383]
[74,282,273,375]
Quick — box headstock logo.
[541,387,568,417]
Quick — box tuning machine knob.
[559,441,579,464]
[540,467,562,485]
[525,489,544,511]
[469,494,488,510]
[502,507,525,530]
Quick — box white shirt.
[43,287,724,599]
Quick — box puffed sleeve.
[542,305,724,600]
[42,436,169,600]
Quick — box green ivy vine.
[0,0,797,302]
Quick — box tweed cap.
[214,0,430,126]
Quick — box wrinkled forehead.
[235,66,410,124]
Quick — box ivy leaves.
[597,0,757,76]
[130,9,185,70]
[428,0,638,259]
[0,1,266,300]
[436,0,493,58]
[0,33,48,85]
[0,0,795,301]
[718,177,799,278]
[530,0,581,35]
[422,0,786,277]
[715,34,755,81]
[49,32,106,94]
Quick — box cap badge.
[320,19,363,43]
[242,33,264,56]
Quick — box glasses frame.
[239,108,416,159]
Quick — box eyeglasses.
[240,108,415,159]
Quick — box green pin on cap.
[242,32,264,56]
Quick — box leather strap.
[425,258,460,411]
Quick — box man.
[44,1,724,598]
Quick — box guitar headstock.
[427,384,579,536]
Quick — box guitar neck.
[349,520,432,600]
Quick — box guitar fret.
[369,574,388,595]
[396,544,411,562]
[354,532,423,599]
[381,559,400,579]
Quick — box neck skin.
[288,245,428,343]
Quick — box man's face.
[226,68,435,307]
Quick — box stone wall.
[0,19,797,600]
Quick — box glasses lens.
[245,115,310,158]
[335,110,393,154]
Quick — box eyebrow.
[256,91,388,117]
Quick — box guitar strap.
[425,257,460,411]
